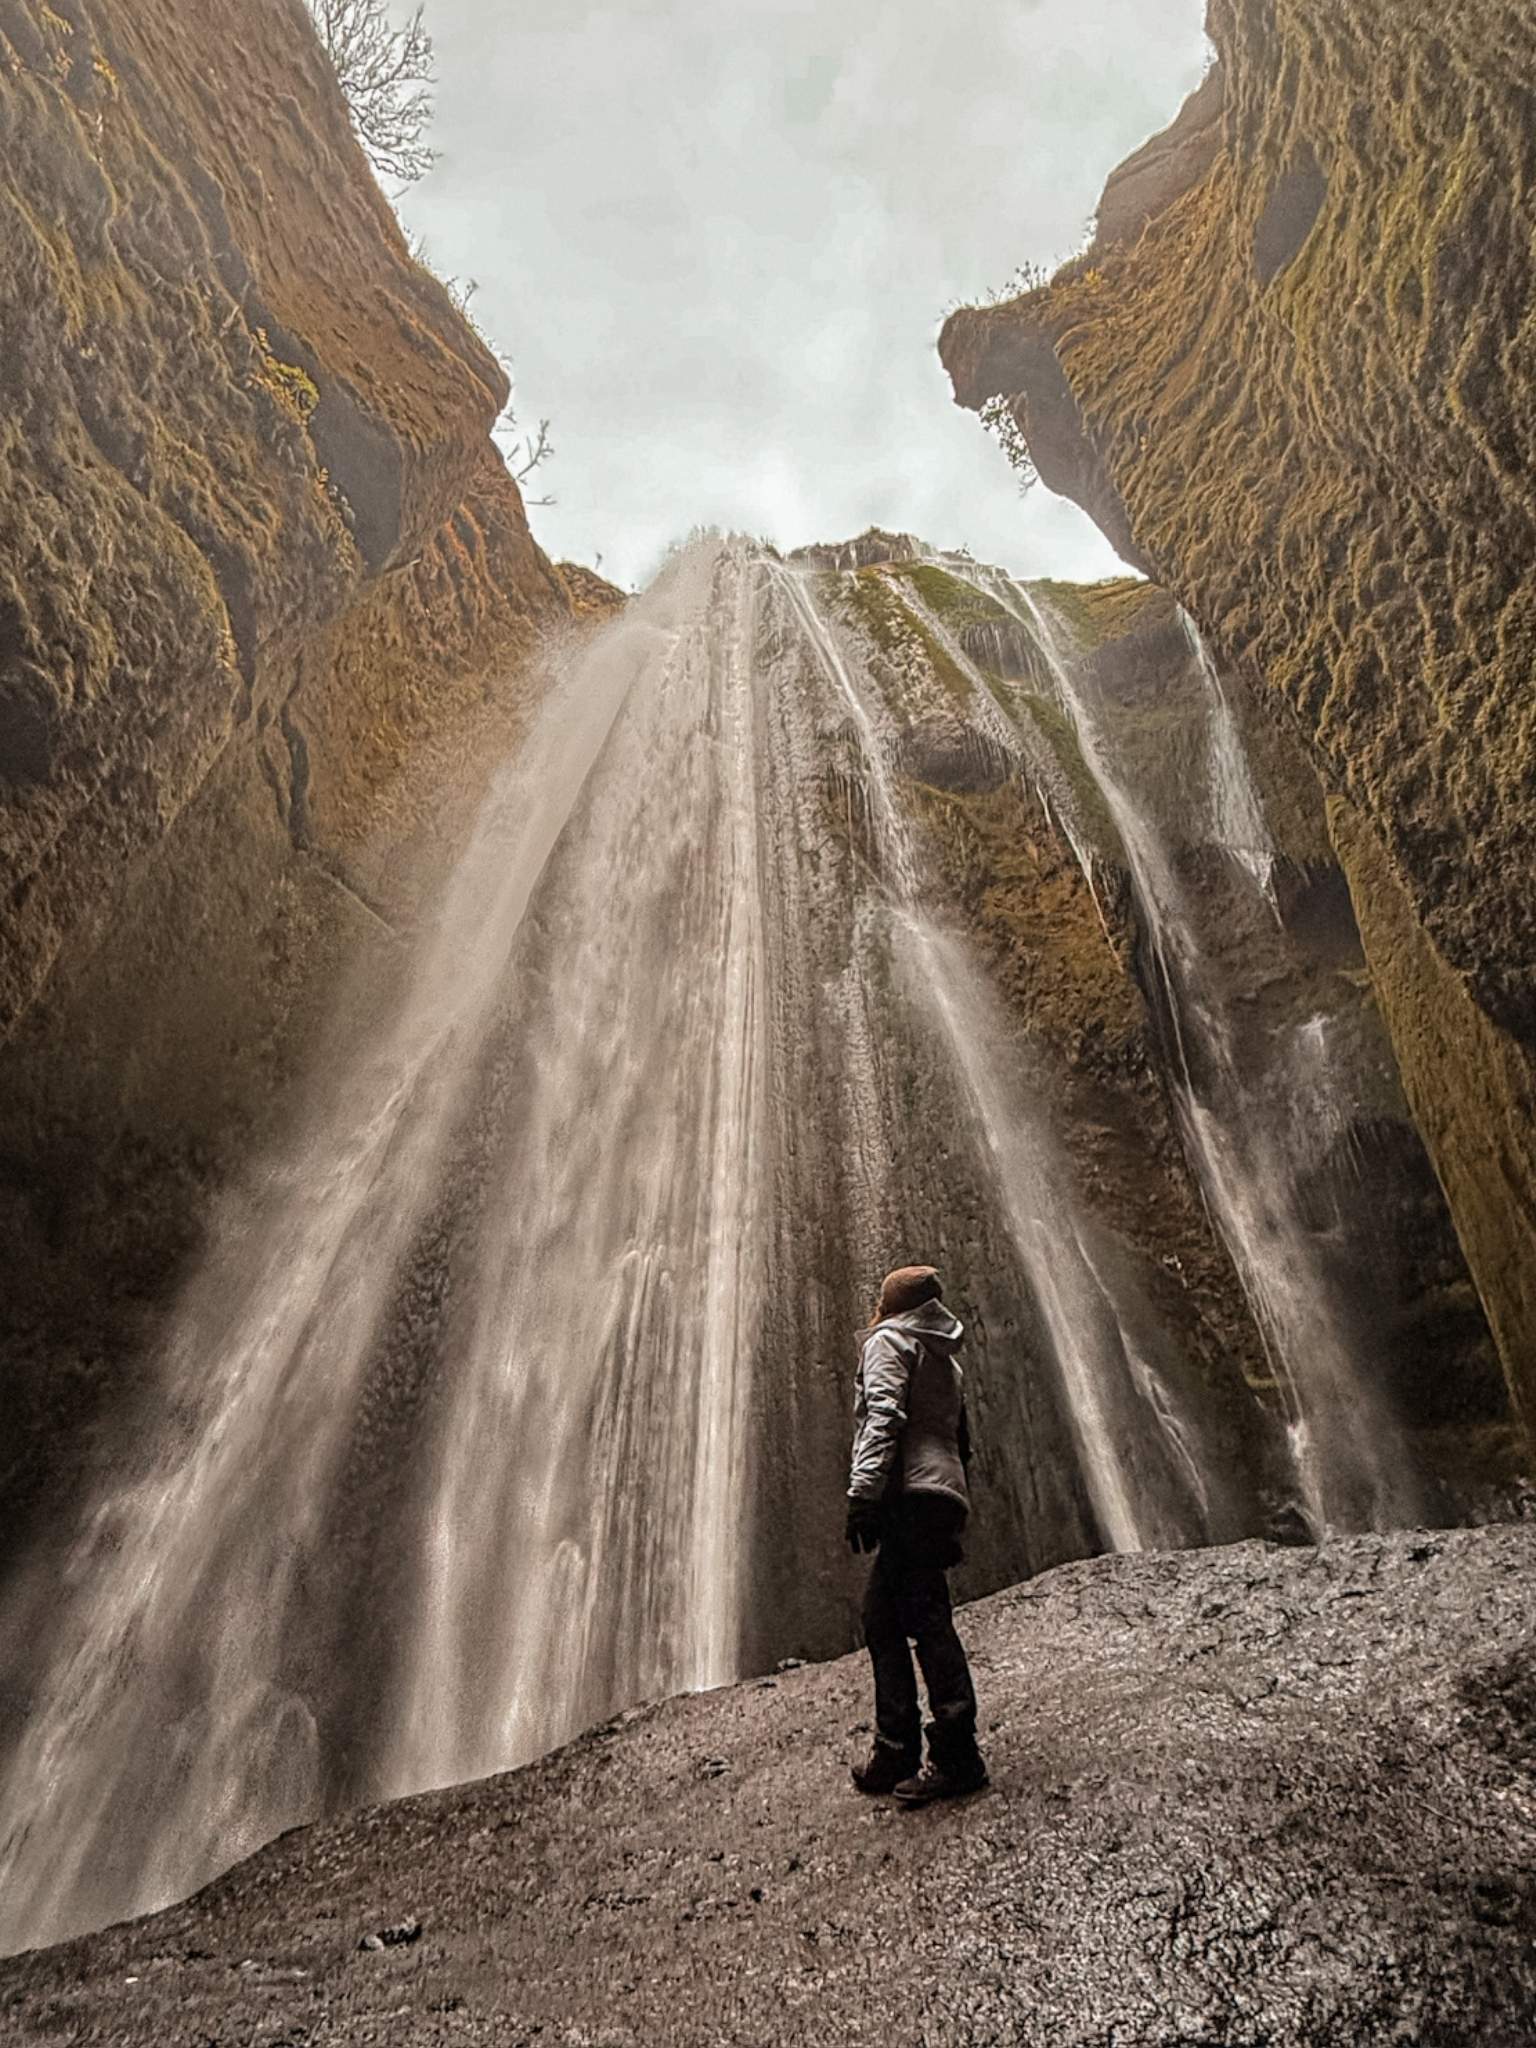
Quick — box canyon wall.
[940,0,1536,1441]
[0,0,582,1552]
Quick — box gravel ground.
[4,1524,1534,2046]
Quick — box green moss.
[1025,576,1165,651]
[837,566,906,654]
[891,561,1012,628]
[1014,688,1122,858]
[827,566,978,710]
[901,775,1144,1075]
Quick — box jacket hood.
[873,1299,965,1351]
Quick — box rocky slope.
[939,0,1536,1440]
[0,0,578,1557]
[3,1523,1532,2045]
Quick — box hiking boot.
[850,1743,920,1795]
[893,1752,989,1806]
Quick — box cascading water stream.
[970,569,1419,1535]
[1178,612,1280,911]
[0,545,774,1953]
[771,564,1212,1557]
[386,548,771,1789]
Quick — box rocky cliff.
[4,1524,1531,2045]
[939,0,1536,1441]
[0,0,577,1554]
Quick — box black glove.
[845,1498,882,1554]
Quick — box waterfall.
[0,545,772,1953]
[0,534,1409,1958]
[772,564,1213,1556]
[1179,611,1279,908]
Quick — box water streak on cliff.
[0,550,765,1952]
[774,565,1212,1552]
[974,570,1419,1534]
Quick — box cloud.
[400,0,1210,588]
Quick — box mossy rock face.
[0,0,544,1044]
[821,565,982,712]
[780,546,1290,1540]
[1328,795,1536,1432]
[939,0,1536,1439]
[555,562,630,616]
[0,0,574,1560]
[809,529,1515,1509]
[1024,577,1167,653]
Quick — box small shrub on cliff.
[986,261,1051,305]
[307,0,436,187]
[504,415,555,508]
[401,232,559,509]
[979,395,1038,495]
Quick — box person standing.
[846,1264,988,1804]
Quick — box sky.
[398,0,1211,591]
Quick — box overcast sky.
[398,0,1210,590]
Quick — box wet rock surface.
[0,0,573,1570]
[938,0,1536,1436]
[5,1524,1533,2046]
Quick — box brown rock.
[1091,59,1227,259]
[554,561,630,615]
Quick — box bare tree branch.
[307,0,437,188]
[513,420,553,483]
[511,419,556,507]
[356,79,556,511]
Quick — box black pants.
[862,1493,979,1763]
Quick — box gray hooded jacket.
[847,1299,969,1510]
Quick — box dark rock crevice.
[306,373,408,575]
[0,637,53,790]
[1253,144,1329,284]
[279,698,312,846]
[275,686,403,936]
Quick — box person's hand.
[845,1498,882,1554]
